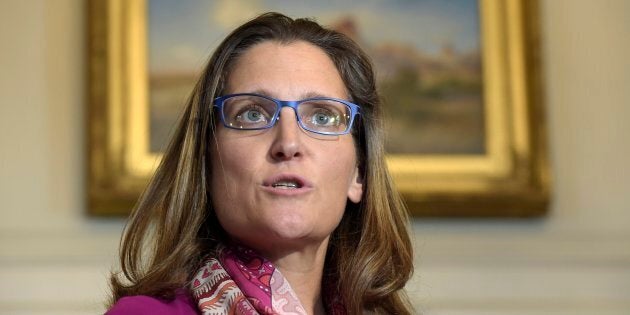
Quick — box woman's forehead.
[224,41,348,99]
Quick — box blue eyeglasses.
[213,93,361,136]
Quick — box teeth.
[272,181,299,189]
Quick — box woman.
[107,12,413,315]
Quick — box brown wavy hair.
[109,12,414,314]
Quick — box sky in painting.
[148,0,480,74]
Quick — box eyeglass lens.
[221,95,351,134]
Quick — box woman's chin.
[266,217,319,242]
[239,222,330,254]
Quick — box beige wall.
[1,0,629,314]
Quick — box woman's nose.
[269,107,302,161]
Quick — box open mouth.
[263,174,310,191]
[271,181,302,189]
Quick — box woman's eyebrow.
[300,91,353,101]
[235,89,348,100]
[244,89,273,97]
[301,91,335,99]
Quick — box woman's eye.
[245,110,264,122]
[235,106,268,124]
[310,110,338,126]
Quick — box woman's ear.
[347,166,363,203]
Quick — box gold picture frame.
[87,0,550,217]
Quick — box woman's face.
[210,40,363,254]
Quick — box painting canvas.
[147,0,484,155]
[87,0,549,217]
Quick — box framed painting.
[87,0,550,217]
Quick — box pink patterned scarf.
[191,245,346,314]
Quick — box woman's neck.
[262,239,330,315]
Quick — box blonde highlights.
[109,12,413,314]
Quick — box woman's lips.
[261,173,314,196]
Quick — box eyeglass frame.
[213,93,362,136]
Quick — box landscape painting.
[147,0,483,155]
[89,0,548,217]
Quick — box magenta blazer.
[105,290,198,315]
